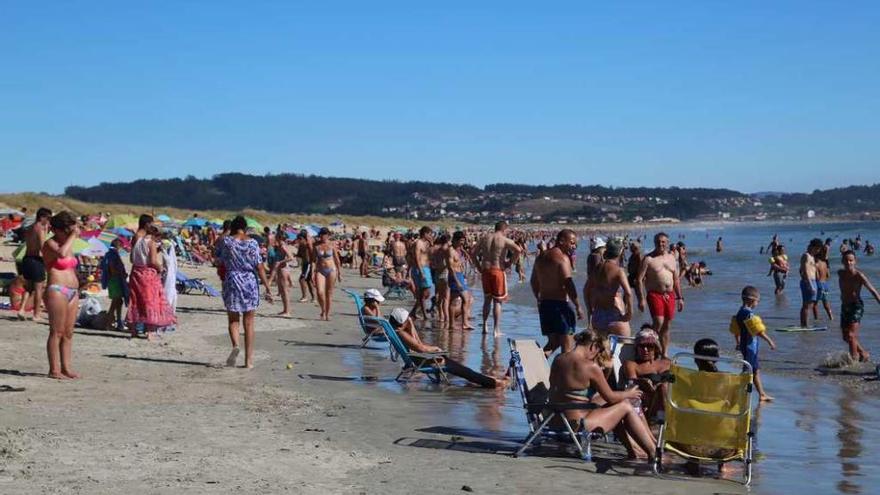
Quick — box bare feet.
[298,297,309,303]
[462,324,475,330]
[62,369,81,379]
[32,317,47,324]
[759,394,774,402]
[16,313,27,321]
[245,364,254,369]
[277,311,292,317]
[226,347,240,367]
[47,372,68,380]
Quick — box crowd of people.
[5,206,880,479]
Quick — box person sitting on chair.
[623,325,671,420]
[388,308,509,389]
[549,330,656,462]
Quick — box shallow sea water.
[295,222,880,494]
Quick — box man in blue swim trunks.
[799,238,824,328]
[531,229,585,356]
[446,231,475,330]
[409,226,435,320]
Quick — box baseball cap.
[364,288,385,302]
[590,237,606,250]
[389,307,409,327]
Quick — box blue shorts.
[539,300,576,336]
[816,281,829,302]
[800,279,817,304]
[411,266,434,290]
[448,271,468,295]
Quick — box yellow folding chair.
[653,353,756,486]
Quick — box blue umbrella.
[183,218,207,228]
[156,214,172,222]
[111,227,134,237]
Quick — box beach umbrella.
[110,227,133,237]
[245,217,263,231]
[156,214,172,222]
[79,229,102,239]
[183,217,207,228]
[104,214,138,229]
[81,238,109,257]
[70,238,91,255]
[210,218,225,226]
[303,225,319,237]
[96,231,119,246]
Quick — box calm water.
[293,222,880,494]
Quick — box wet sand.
[0,254,716,494]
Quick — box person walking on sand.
[838,250,880,362]
[637,232,683,358]
[357,231,370,278]
[267,234,294,317]
[42,212,81,379]
[531,229,584,356]
[296,231,315,303]
[473,221,521,336]
[216,216,273,368]
[312,227,342,321]
[799,238,823,328]
[17,207,52,322]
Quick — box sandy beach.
[0,246,725,495]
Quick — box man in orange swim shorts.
[474,221,522,336]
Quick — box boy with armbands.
[729,285,776,402]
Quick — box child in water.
[729,286,776,401]
[838,250,880,362]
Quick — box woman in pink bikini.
[42,211,81,379]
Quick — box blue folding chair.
[376,318,449,384]
[341,289,399,361]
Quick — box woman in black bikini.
[623,326,671,419]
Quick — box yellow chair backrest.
[665,363,752,453]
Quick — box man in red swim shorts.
[474,221,522,336]
[637,232,684,357]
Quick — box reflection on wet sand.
[836,390,864,495]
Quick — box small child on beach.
[837,250,880,362]
[729,285,776,401]
[101,238,128,331]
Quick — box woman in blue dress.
[216,216,273,368]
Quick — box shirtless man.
[447,231,475,330]
[814,248,834,322]
[531,229,584,355]
[838,250,880,362]
[473,221,521,336]
[391,233,408,275]
[409,226,434,320]
[17,207,52,321]
[296,231,316,303]
[356,232,370,278]
[799,238,824,328]
[626,241,644,309]
[637,232,683,357]
[430,235,451,323]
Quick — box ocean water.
[295,221,880,494]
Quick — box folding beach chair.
[175,272,220,297]
[375,318,449,384]
[174,237,197,266]
[341,289,395,359]
[653,353,756,486]
[508,339,599,460]
[608,334,635,390]
[381,269,410,300]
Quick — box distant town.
[62,173,880,224]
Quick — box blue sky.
[3,1,879,194]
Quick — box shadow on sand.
[104,354,221,368]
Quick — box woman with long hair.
[216,216,273,368]
[42,211,81,379]
[549,330,656,461]
[312,227,342,321]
